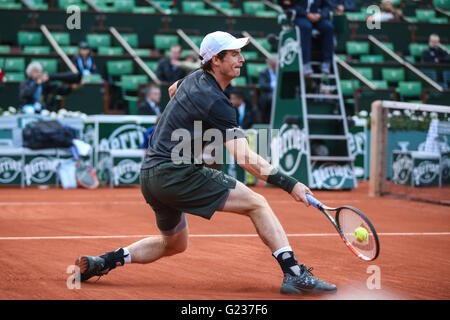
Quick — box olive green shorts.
[140,162,237,232]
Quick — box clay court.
[0,181,449,300]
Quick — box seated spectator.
[72,42,98,76]
[137,84,162,115]
[156,44,187,84]
[258,56,277,124]
[230,90,259,129]
[174,50,200,73]
[329,0,356,15]
[367,0,403,23]
[293,0,335,74]
[422,34,450,64]
[20,62,72,113]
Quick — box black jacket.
[422,47,450,64]
[156,58,186,84]
[19,78,72,110]
[293,0,333,19]
[137,100,161,115]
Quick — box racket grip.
[306,194,323,209]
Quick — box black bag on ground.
[22,120,76,149]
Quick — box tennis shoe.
[75,248,128,282]
[280,264,337,294]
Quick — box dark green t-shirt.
[142,70,244,169]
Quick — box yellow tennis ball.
[354,227,369,242]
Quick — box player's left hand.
[290,182,313,207]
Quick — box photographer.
[19,62,80,113]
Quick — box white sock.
[123,247,132,264]
[272,245,293,258]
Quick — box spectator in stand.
[137,84,162,115]
[230,90,259,130]
[366,0,403,23]
[328,0,356,15]
[156,44,187,84]
[258,56,277,124]
[292,0,335,75]
[173,50,200,73]
[72,42,98,76]
[19,62,73,113]
[422,34,450,64]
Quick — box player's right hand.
[290,182,313,207]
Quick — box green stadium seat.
[114,0,135,11]
[353,67,373,80]
[197,9,217,15]
[61,46,78,55]
[5,58,25,72]
[182,1,205,13]
[189,36,203,48]
[125,96,139,115]
[360,55,384,63]
[18,31,43,46]
[371,80,388,89]
[430,17,448,24]
[382,68,405,83]
[58,0,82,9]
[381,42,394,51]
[397,81,422,98]
[87,34,111,49]
[153,34,178,50]
[409,43,428,58]
[246,62,266,79]
[153,0,171,9]
[5,72,25,82]
[241,51,259,60]
[433,0,450,9]
[214,1,231,10]
[0,45,11,53]
[222,8,243,16]
[254,38,273,52]
[345,12,367,21]
[52,33,71,46]
[134,49,151,57]
[404,56,415,64]
[340,80,359,96]
[106,60,133,76]
[98,47,124,55]
[346,41,369,56]
[0,2,21,9]
[23,46,51,54]
[415,9,436,21]
[119,34,139,48]
[82,74,103,83]
[144,61,158,73]
[231,76,247,86]
[255,10,278,17]
[133,7,156,14]
[31,59,58,73]
[243,1,265,14]
[120,74,148,91]
[334,54,346,61]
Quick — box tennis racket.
[306,193,380,261]
[70,146,99,189]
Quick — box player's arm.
[224,137,312,205]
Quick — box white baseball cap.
[199,31,249,64]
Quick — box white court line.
[0,232,449,240]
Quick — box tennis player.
[75,31,337,295]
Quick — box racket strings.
[338,208,377,260]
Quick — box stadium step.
[305,94,340,99]
[309,134,349,140]
[306,114,344,120]
[310,156,355,161]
